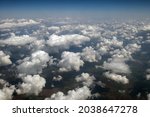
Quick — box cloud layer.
[0,19,39,29]
[0,18,149,100]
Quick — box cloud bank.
[0,33,36,46]
[0,19,39,29]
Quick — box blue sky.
[0,0,150,18]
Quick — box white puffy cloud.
[53,75,63,81]
[16,75,46,95]
[80,25,102,38]
[104,71,129,84]
[81,46,99,62]
[146,69,150,80]
[0,80,15,100]
[110,48,132,60]
[0,51,12,66]
[147,94,150,100]
[0,19,39,29]
[0,79,6,85]
[47,86,91,100]
[103,38,123,48]
[55,24,84,35]
[96,44,110,55]
[17,50,51,75]
[0,86,15,100]
[48,26,60,32]
[75,73,95,87]
[96,38,123,56]
[103,58,130,74]
[58,51,84,72]
[143,25,150,31]
[0,33,36,46]
[125,43,141,54]
[146,74,150,80]
[28,39,46,51]
[47,34,90,49]
[108,43,141,63]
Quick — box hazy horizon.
[0,0,150,19]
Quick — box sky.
[0,1,150,100]
[0,0,150,18]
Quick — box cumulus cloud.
[75,73,95,87]
[147,94,150,100]
[125,43,141,54]
[108,43,141,62]
[110,48,132,60]
[0,80,15,100]
[104,71,129,84]
[103,58,130,74]
[16,75,46,95]
[103,38,123,48]
[143,25,150,31]
[47,34,90,50]
[47,86,91,100]
[146,74,150,80]
[17,50,52,75]
[146,69,150,80]
[48,26,60,32]
[28,39,46,51]
[0,51,12,66]
[0,19,39,29]
[96,44,109,55]
[0,33,36,46]
[81,46,99,62]
[58,51,84,72]
[0,86,15,100]
[0,79,6,85]
[80,25,102,38]
[53,75,63,81]
[96,38,123,56]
